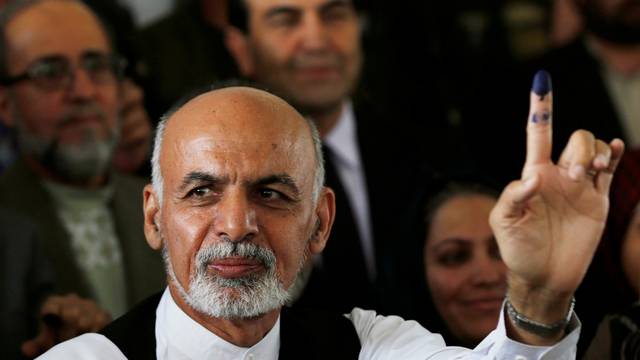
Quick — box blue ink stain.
[532,70,552,100]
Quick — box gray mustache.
[58,103,108,128]
[196,242,277,270]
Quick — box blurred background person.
[583,148,640,358]
[0,0,164,329]
[404,176,506,347]
[224,0,438,314]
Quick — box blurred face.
[424,194,506,346]
[239,0,362,114]
[622,208,640,296]
[0,1,120,181]
[148,89,331,320]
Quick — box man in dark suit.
[0,0,163,329]
[224,0,432,313]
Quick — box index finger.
[524,70,553,170]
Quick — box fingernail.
[532,70,552,99]
[570,165,585,180]
[595,154,608,167]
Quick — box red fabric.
[601,147,640,305]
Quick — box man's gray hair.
[150,94,325,206]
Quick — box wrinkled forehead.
[161,89,315,181]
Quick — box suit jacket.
[0,160,165,308]
[295,102,433,315]
[0,208,54,360]
[100,292,361,360]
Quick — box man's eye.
[268,14,299,28]
[188,187,211,197]
[323,6,353,23]
[259,189,280,200]
[31,62,67,80]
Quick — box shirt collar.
[157,288,280,360]
[323,101,361,169]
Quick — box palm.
[494,163,608,293]
[489,75,624,298]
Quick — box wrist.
[505,295,574,338]
[507,277,575,325]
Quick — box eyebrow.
[264,0,352,19]
[429,238,471,253]
[177,171,227,193]
[264,5,300,20]
[253,174,301,198]
[177,171,301,197]
[319,0,353,13]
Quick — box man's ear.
[224,26,255,77]
[308,188,336,255]
[143,184,163,251]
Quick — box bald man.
[40,80,622,359]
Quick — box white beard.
[163,242,292,320]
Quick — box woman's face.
[424,194,506,346]
[622,209,640,297]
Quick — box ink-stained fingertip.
[532,70,552,98]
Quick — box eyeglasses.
[0,52,127,91]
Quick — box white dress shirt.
[324,101,376,280]
[38,288,580,360]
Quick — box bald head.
[151,87,325,205]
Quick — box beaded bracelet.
[505,296,575,338]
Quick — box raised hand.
[489,70,624,344]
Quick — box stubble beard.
[14,102,119,182]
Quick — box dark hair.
[423,180,500,242]
[228,0,248,33]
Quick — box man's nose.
[299,14,329,50]
[66,66,98,100]
[214,191,258,242]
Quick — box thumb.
[491,174,540,224]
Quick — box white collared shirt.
[154,289,279,360]
[324,102,376,280]
[38,288,580,360]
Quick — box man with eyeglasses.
[0,0,164,356]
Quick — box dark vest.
[100,292,361,359]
